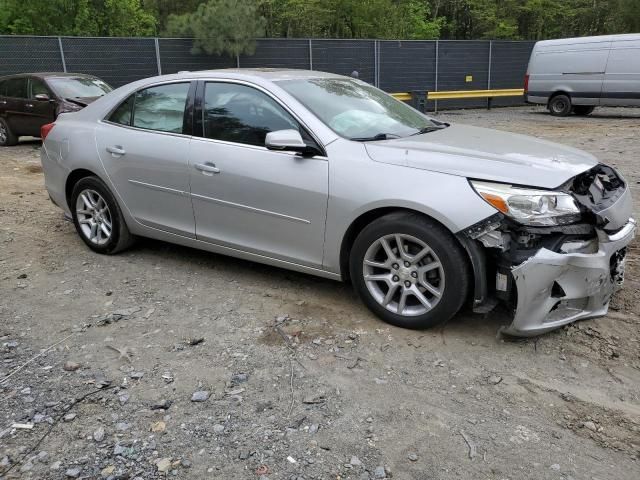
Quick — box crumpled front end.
[463,164,636,336]
[505,219,635,335]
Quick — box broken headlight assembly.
[470,180,581,227]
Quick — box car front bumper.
[501,218,636,336]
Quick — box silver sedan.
[40,69,635,336]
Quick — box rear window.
[4,78,27,98]
[106,83,190,134]
[109,95,134,126]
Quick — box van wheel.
[548,94,572,116]
[572,106,595,116]
[0,118,18,146]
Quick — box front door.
[95,82,196,237]
[189,81,328,268]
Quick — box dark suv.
[0,72,112,146]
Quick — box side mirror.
[265,129,308,152]
[34,94,50,102]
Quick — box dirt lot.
[1,106,639,480]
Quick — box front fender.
[322,140,497,274]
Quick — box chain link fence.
[0,36,534,110]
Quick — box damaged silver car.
[39,69,635,336]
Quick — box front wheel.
[349,212,470,330]
[548,94,572,116]
[70,176,134,254]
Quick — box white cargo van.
[525,34,640,116]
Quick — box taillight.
[41,123,55,140]
[524,74,529,94]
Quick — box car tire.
[70,176,135,254]
[548,94,572,116]
[0,117,18,146]
[349,212,470,330]
[572,105,595,116]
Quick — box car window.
[29,78,50,98]
[203,82,299,147]
[108,95,135,126]
[132,83,190,134]
[5,78,27,99]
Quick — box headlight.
[470,180,581,226]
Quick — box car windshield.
[47,77,112,99]
[277,78,444,140]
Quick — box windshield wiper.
[410,124,449,136]
[350,133,402,142]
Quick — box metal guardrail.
[392,88,524,101]
[391,88,525,111]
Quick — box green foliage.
[0,0,156,36]
[165,0,266,56]
[257,0,441,39]
[1,0,639,41]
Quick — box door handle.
[0,100,7,105]
[25,103,33,108]
[106,145,126,156]
[195,163,220,174]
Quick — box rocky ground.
[1,106,639,480]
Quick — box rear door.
[95,81,196,237]
[2,77,29,135]
[24,77,56,137]
[602,38,640,106]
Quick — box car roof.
[171,68,347,82]
[0,72,100,81]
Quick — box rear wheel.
[572,105,595,116]
[548,94,572,116]
[70,176,134,254]
[0,118,18,146]
[349,212,470,330]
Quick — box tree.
[165,0,266,56]
[0,0,156,36]
[2,0,639,41]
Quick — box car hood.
[364,124,598,189]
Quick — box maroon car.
[0,72,112,146]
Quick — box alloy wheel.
[0,123,7,144]
[75,189,113,245]
[362,233,445,316]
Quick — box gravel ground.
[1,105,639,480]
